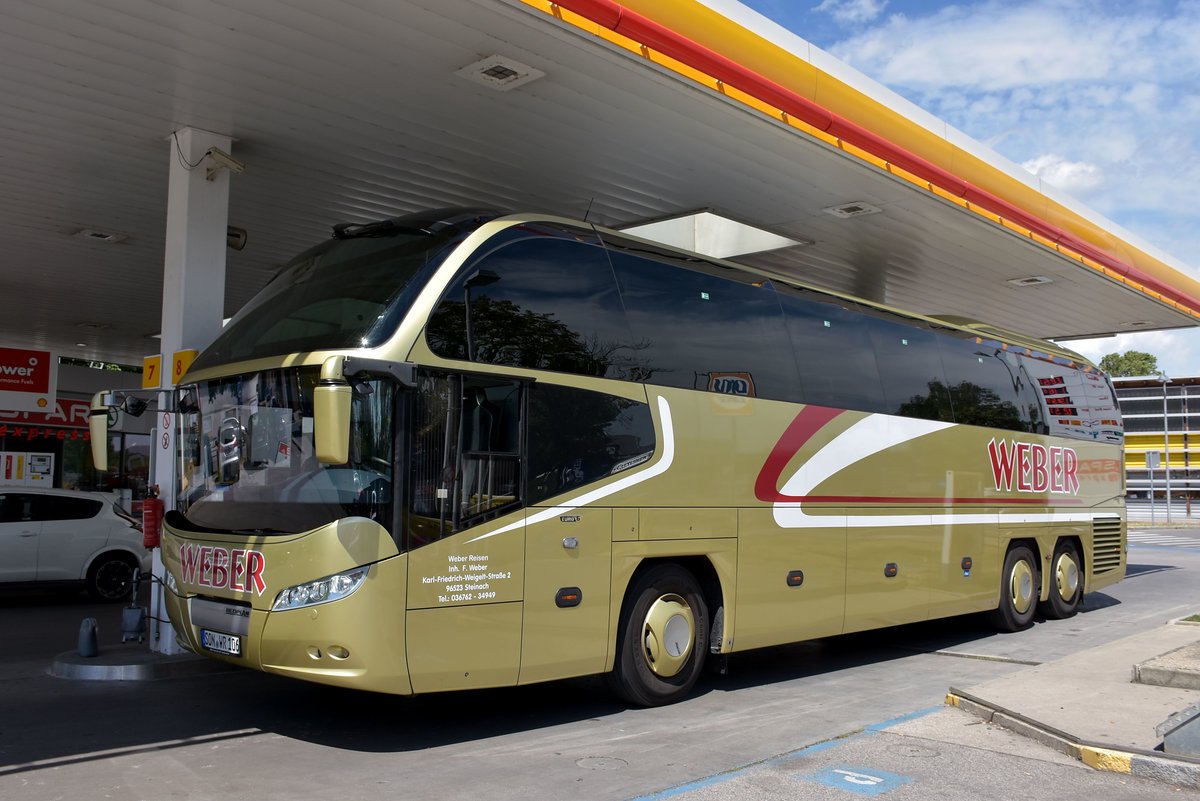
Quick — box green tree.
[1098,350,1159,376]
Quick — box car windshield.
[190,209,499,371]
[176,367,394,536]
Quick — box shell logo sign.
[0,347,56,413]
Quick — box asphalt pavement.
[37,599,1200,793]
[6,532,1200,799]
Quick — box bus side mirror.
[314,357,351,465]
[89,392,111,471]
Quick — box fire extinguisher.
[142,485,164,549]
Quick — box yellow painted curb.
[1080,745,1133,774]
[944,693,961,707]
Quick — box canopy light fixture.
[455,55,545,92]
[619,210,809,259]
[1005,275,1054,287]
[74,228,128,243]
[822,202,882,219]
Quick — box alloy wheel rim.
[1055,553,1079,602]
[96,561,133,600]
[641,594,695,678]
[1010,560,1035,615]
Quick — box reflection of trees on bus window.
[424,221,1106,440]
[898,381,1024,430]
[427,229,650,380]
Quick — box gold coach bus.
[92,209,1125,706]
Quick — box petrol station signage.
[0,347,57,412]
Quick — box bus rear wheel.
[990,545,1038,632]
[609,564,708,707]
[1039,540,1082,620]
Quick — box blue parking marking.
[798,764,912,796]
[628,706,937,801]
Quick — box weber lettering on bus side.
[987,438,1079,495]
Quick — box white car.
[0,487,150,601]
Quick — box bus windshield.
[189,209,499,371]
[176,367,395,536]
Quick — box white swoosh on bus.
[466,395,675,543]
[773,414,1107,529]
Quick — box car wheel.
[86,553,137,602]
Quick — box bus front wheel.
[609,564,709,707]
[990,545,1039,632]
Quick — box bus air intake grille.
[1091,517,1123,574]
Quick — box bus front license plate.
[200,629,241,657]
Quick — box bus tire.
[1039,540,1082,620]
[990,545,1038,632]
[608,564,709,707]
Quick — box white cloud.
[821,0,1200,268]
[1021,154,1104,193]
[1060,329,1199,377]
[813,0,888,24]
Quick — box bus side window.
[777,288,886,413]
[426,227,637,380]
[934,334,1027,431]
[526,384,656,504]
[1018,355,1118,442]
[605,248,801,401]
[863,313,952,421]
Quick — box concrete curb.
[946,689,1200,789]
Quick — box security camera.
[205,147,245,181]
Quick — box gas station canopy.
[2,0,1198,365]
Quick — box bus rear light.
[272,566,370,611]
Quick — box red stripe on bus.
[754,405,843,502]
[753,407,1088,504]
[789,495,1082,505]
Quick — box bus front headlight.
[271,566,370,611]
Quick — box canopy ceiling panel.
[0,0,1192,364]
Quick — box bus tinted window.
[427,230,639,379]
[606,249,800,400]
[777,287,886,412]
[935,335,1028,431]
[527,384,656,504]
[1019,355,1123,443]
[862,313,952,421]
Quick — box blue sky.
[741,0,1200,376]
